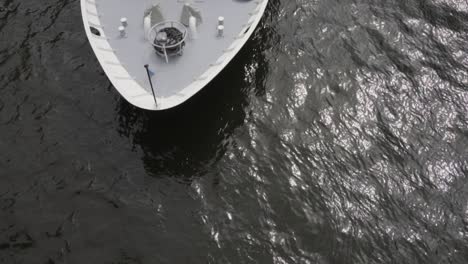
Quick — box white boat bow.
[81,0,269,110]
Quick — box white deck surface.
[96,0,258,97]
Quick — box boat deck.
[93,0,259,99]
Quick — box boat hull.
[81,0,269,110]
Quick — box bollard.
[217,25,224,37]
[120,17,128,27]
[119,26,126,37]
[218,16,224,26]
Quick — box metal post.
[144,64,157,106]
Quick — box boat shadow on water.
[116,21,274,181]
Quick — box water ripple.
[1,0,468,263]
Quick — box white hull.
[81,0,269,110]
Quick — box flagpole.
[144,64,157,106]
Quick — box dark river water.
[2,0,468,263]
